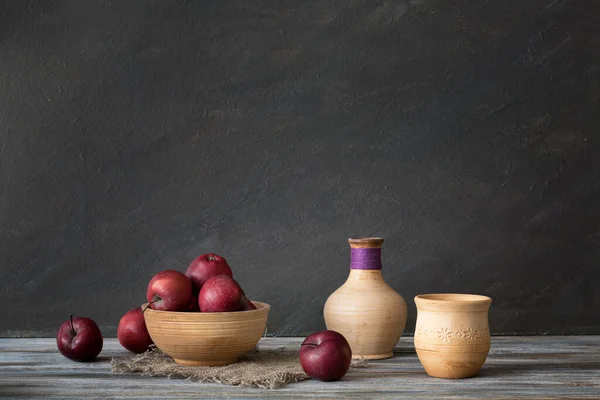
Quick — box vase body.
[414,293,492,379]
[323,237,407,359]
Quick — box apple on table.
[56,315,103,362]
[117,307,154,354]
[300,330,352,381]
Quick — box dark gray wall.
[1,0,599,337]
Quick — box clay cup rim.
[414,293,492,312]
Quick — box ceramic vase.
[414,293,492,379]
[323,237,407,359]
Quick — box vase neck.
[347,269,383,282]
[350,247,382,270]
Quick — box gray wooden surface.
[1,336,599,399]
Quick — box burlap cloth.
[111,347,368,389]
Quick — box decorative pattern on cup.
[415,326,490,344]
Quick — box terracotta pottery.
[414,294,492,379]
[323,237,407,359]
[143,301,270,366]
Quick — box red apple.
[185,253,233,294]
[198,275,245,312]
[186,295,200,312]
[299,330,352,381]
[56,315,103,362]
[242,298,257,310]
[117,308,153,354]
[146,269,193,311]
[239,286,257,311]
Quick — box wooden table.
[1,336,599,399]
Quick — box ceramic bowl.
[143,301,270,366]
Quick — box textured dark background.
[1,0,599,337]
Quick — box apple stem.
[69,315,76,336]
[142,298,161,314]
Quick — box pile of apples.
[57,253,256,360]
[56,252,354,382]
[144,253,256,314]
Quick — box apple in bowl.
[185,253,233,294]
[198,275,255,312]
[146,269,193,311]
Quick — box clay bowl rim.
[414,293,492,311]
[142,300,270,317]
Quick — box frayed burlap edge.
[111,347,367,389]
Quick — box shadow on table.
[479,361,600,377]
[344,371,426,381]
[393,347,417,355]
[93,355,114,363]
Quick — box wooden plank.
[0,337,599,399]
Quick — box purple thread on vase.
[350,248,382,270]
